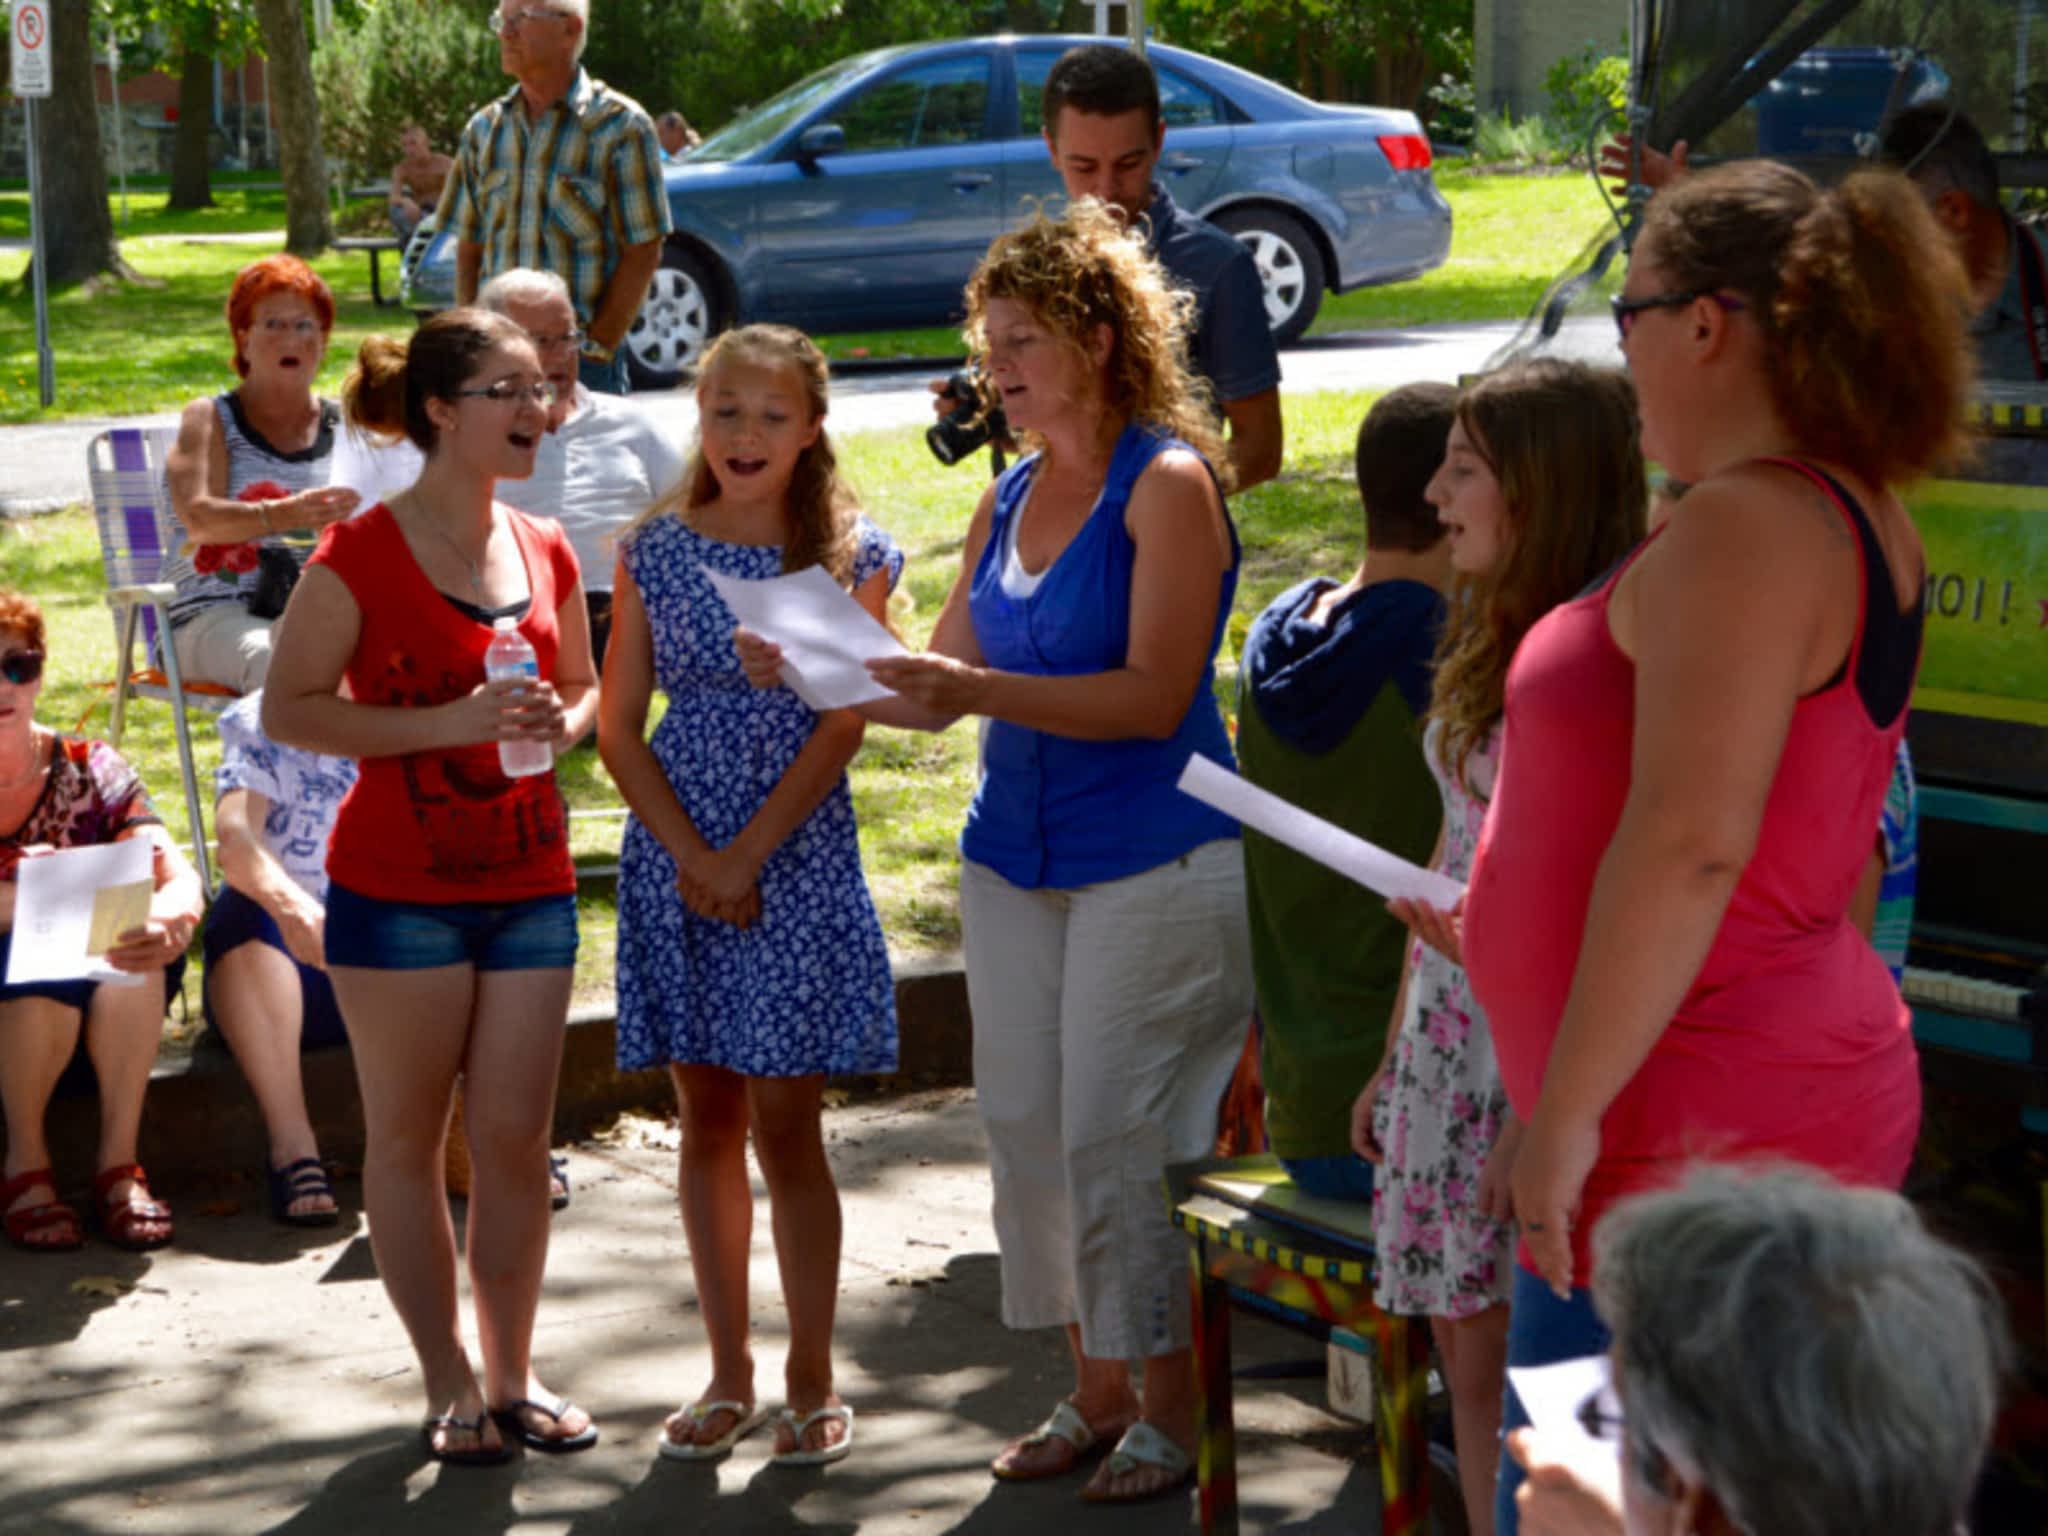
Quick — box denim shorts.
[324,883,579,972]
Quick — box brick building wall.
[3,57,271,178]
[1476,0,1628,118]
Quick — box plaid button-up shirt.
[447,69,672,328]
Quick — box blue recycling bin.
[1754,46,1950,158]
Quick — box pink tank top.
[1463,461,1923,1283]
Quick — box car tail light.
[1377,133,1433,172]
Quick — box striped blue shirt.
[446,69,672,329]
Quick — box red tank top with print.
[1462,461,1924,1284]
[311,503,579,904]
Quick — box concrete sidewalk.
[3,1089,1397,1535]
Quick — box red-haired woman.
[1457,161,1975,1534]
[0,589,206,1253]
[163,254,363,693]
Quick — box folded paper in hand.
[705,563,907,711]
[1176,754,1465,908]
[6,840,152,988]
[1506,1353,1624,1502]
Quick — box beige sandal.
[991,1399,1129,1482]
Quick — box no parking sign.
[12,0,52,98]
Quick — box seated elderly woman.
[1509,1165,2007,1536]
[0,589,206,1252]
[204,691,356,1226]
[162,255,363,693]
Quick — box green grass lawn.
[0,165,1613,421]
[6,393,1379,1033]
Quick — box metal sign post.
[109,23,128,225]
[12,0,55,407]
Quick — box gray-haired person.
[477,267,685,669]
[1510,1166,2007,1536]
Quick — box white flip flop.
[768,1403,855,1467]
[657,1399,769,1462]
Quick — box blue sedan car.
[405,34,1452,389]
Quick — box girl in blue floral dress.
[599,325,900,1470]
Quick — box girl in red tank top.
[1464,161,1976,1536]
[262,309,602,1465]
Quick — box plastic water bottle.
[483,617,552,779]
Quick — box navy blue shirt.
[1144,184,1282,405]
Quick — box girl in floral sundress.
[598,325,901,1471]
[1349,359,1646,1536]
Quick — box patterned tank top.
[161,392,340,627]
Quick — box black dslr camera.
[926,370,1009,466]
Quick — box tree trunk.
[31,0,132,288]
[254,0,332,254]
[169,37,216,211]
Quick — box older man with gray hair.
[1508,1165,2008,1536]
[478,267,685,667]
[449,0,670,395]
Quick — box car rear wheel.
[1214,207,1326,347]
[625,245,727,391]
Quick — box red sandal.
[2,1167,84,1252]
[92,1163,173,1252]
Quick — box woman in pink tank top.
[1461,162,1977,1534]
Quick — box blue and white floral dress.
[613,513,902,1078]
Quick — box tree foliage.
[1150,0,1470,113]
[312,0,503,182]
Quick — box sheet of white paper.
[7,840,153,988]
[705,563,907,711]
[1176,755,1465,908]
[327,425,424,513]
[1507,1353,1624,1502]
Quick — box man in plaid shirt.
[450,0,672,395]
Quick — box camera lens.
[929,370,1005,465]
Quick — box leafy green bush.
[1543,42,1629,142]
[1472,110,1576,167]
[1425,25,1475,142]
[313,0,502,187]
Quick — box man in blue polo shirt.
[937,43,1285,491]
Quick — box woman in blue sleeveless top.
[744,203,1252,1501]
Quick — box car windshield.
[689,53,882,163]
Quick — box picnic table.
[333,235,404,307]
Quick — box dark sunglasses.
[1610,288,1747,339]
[0,650,44,685]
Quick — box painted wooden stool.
[1169,1155,1432,1536]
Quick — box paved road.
[2,1088,1417,1534]
[0,319,1618,516]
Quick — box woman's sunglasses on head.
[1,651,45,685]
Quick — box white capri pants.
[170,604,273,695]
[961,838,1253,1360]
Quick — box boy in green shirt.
[1237,383,1456,1200]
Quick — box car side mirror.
[795,123,845,163]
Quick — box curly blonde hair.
[1430,359,1647,793]
[962,199,1234,493]
[635,324,861,585]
